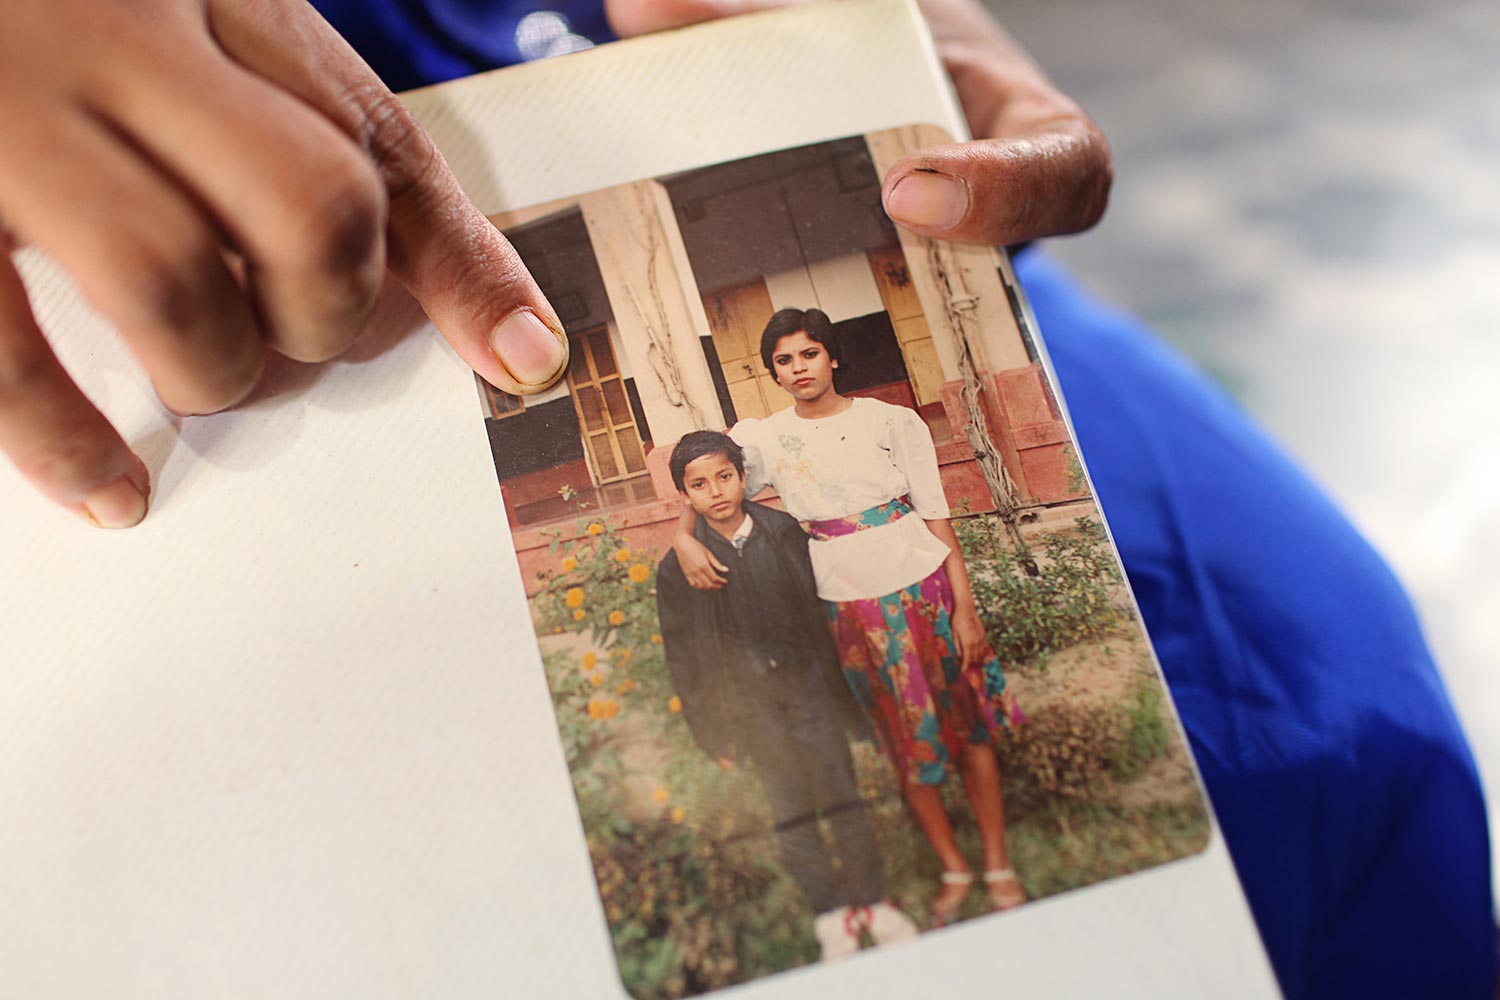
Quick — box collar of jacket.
[692,502,758,554]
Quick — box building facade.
[479,129,1086,592]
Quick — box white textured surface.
[0,1,1276,996]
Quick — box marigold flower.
[590,673,605,688]
[582,651,598,670]
[553,626,564,634]
[612,648,633,664]
[670,806,686,823]
[561,556,579,572]
[587,699,606,720]
[608,610,625,627]
[572,609,587,621]
[617,678,637,694]
[628,563,650,584]
[602,699,620,719]
[650,634,663,645]
[667,695,682,714]
[564,587,585,608]
[651,787,669,803]
[586,522,605,536]
[613,547,631,563]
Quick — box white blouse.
[731,397,953,602]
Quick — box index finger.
[208,0,568,394]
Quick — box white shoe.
[813,907,861,962]
[864,901,920,945]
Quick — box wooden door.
[703,280,792,422]
[565,326,649,485]
[869,246,944,406]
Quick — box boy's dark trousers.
[737,662,884,915]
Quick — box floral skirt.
[826,565,1023,786]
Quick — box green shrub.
[1110,678,1172,782]
[955,515,1127,667]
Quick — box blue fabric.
[1017,250,1493,997]
[315,0,616,91]
[312,2,1495,994]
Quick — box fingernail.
[490,309,568,389]
[80,462,150,530]
[886,172,970,230]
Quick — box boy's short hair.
[669,431,746,492]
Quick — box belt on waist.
[801,495,914,541]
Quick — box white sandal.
[932,869,974,927]
[983,867,1027,911]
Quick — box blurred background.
[996,0,1499,899]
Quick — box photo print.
[474,126,1210,999]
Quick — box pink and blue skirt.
[805,497,1024,786]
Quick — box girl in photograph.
[674,307,1026,925]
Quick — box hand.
[951,603,988,671]
[674,528,729,590]
[605,0,1111,247]
[716,756,737,771]
[0,0,567,528]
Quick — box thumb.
[604,0,813,38]
[881,128,1112,247]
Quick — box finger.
[0,105,263,417]
[91,21,386,363]
[603,0,807,38]
[0,254,149,527]
[881,127,1111,246]
[207,0,569,393]
[688,564,727,590]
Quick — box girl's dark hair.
[669,431,746,492]
[759,307,843,382]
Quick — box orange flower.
[590,673,605,688]
[651,787,669,803]
[670,806,686,824]
[561,556,579,572]
[612,648,634,664]
[628,563,650,584]
[607,610,625,627]
[602,699,620,719]
[667,695,682,714]
[582,651,598,671]
[613,547,632,563]
[553,626,564,634]
[586,522,605,536]
[587,699,606,720]
[564,587,585,609]
[650,634,663,645]
[617,678,637,694]
[572,609,586,621]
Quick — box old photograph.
[476,128,1210,999]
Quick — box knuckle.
[0,336,54,399]
[290,166,385,280]
[111,239,226,337]
[344,84,442,205]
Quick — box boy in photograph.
[655,431,919,960]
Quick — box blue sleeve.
[311,0,617,90]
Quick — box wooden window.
[869,245,944,407]
[476,377,525,419]
[566,326,649,486]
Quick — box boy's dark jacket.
[656,501,868,760]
